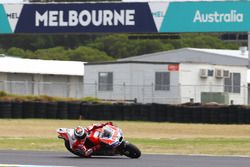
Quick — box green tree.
[34,47,69,60]
[5,46,113,62]
[2,33,240,61]
[88,34,169,59]
[7,47,26,58]
[180,34,239,49]
[68,46,113,62]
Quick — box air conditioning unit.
[215,69,223,78]
[223,70,230,78]
[200,69,208,78]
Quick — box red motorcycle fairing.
[87,128,102,146]
[99,125,122,146]
[57,124,141,158]
[86,125,123,147]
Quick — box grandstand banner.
[0,1,250,34]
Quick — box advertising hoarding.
[0,1,249,34]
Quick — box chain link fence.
[0,80,83,98]
[83,83,249,105]
[0,80,249,104]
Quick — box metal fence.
[0,80,83,98]
[0,80,249,105]
[83,83,249,105]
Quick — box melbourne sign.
[1,1,250,34]
[35,10,136,27]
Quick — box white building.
[0,55,85,98]
[83,48,249,104]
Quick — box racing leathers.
[71,122,113,157]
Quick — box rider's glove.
[85,148,94,157]
[84,144,101,157]
[75,144,87,155]
[75,148,84,155]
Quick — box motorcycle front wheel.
[119,141,141,158]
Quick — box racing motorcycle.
[57,124,141,158]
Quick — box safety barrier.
[1,101,250,124]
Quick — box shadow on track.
[59,156,129,160]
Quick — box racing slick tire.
[119,141,141,158]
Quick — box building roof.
[189,48,248,58]
[103,47,250,83]
[0,55,85,76]
[118,48,249,66]
[86,60,179,65]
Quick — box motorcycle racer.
[71,122,113,157]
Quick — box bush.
[80,97,101,103]
[0,92,100,103]
[0,91,7,97]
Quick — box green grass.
[1,119,250,156]
[2,137,250,156]
[131,138,250,155]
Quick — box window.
[155,72,170,91]
[207,70,214,77]
[98,72,113,91]
[224,73,241,93]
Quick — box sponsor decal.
[193,10,243,23]
[160,1,250,32]
[168,64,179,71]
[148,2,169,31]
[4,4,23,32]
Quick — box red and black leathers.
[71,122,113,157]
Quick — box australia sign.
[0,1,250,34]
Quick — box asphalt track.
[1,150,250,167]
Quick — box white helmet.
[74,126,87,140]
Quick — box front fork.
[117,141,129,155]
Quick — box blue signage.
[0,1,250,34]
[160,1,250,32]
[15,3,157,33]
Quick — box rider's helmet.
[74,126,87,140]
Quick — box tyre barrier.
[11,101,22,119]
[167,105,176,122]
[67,102,81,119]
[140,104,151,121]
[112,103,124,120]
[122,104,133,121]
[80,103,89,120]
[103,104,114,120]
[0,101,12,118]
[3,100,250,124]
[34,101,47,118]
[57,101,68,119]
[22,101,35,118]
[46,102,58,119]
